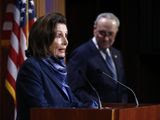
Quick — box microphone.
[78,70,103,109]
[97,69,139,107]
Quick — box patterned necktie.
[105,51,117,80]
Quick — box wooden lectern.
[31,104,160,120]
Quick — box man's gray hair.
[94,12,120,28]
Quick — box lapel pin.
[114,55,118,58]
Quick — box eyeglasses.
[98,30,113,37]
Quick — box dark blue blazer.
[16,57,82,120]
[67,40,128,107]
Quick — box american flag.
[4,0,36,119]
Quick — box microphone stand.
[101,71,139,107]
[78,70,103,109]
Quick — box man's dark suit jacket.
[67,40,128,108]
[16,57,82,120]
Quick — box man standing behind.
[67,13,128,108]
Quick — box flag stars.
[20,17,24,22]
[21,8,26,13]
[28,9,33,14]
[17,0,36,24]
[22,0,26,4]
[30,0,34,6]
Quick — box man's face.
[94,18,118,50]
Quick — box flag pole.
[26,0,29,48]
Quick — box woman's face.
[49,23,68,58]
